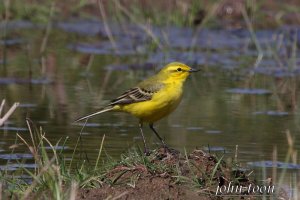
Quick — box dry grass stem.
[113,0,163,49]
[0,100,19,126]
[98,0,118,51]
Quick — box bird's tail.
[74,106,114,123]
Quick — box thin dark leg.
[139,123,149,155]
[149,123,167,147]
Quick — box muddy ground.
[76,148,283,200]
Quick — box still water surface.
[0,20,299,175]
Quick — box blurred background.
[0,0,299,191]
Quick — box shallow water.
[0,20,299,177]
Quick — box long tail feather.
[74,106,114,123]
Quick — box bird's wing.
[74,76,164,122]
[109,82,164,106]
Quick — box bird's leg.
[149,123,168,148]
[139,123,149,155]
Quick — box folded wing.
[109,86,160,106]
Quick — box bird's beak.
[188,68,201,73]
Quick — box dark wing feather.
[108,87,151,106]
[108,84,163,106]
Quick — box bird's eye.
[177,68,182,72]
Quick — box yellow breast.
[117,81,183,123]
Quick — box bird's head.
[159,62,200,82]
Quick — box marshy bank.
[0,120,297,199]
[0,124,291,199]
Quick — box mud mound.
[76,148,264,200]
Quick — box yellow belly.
[116,83,183,123]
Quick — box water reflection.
[0,19,299,174]
[248,161,300,169]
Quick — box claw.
[144,148,150,156]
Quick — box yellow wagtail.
[74,62,200,153]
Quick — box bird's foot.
[144,148,151,156]
[162,145,179,155]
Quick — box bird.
[74,62,200,154]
